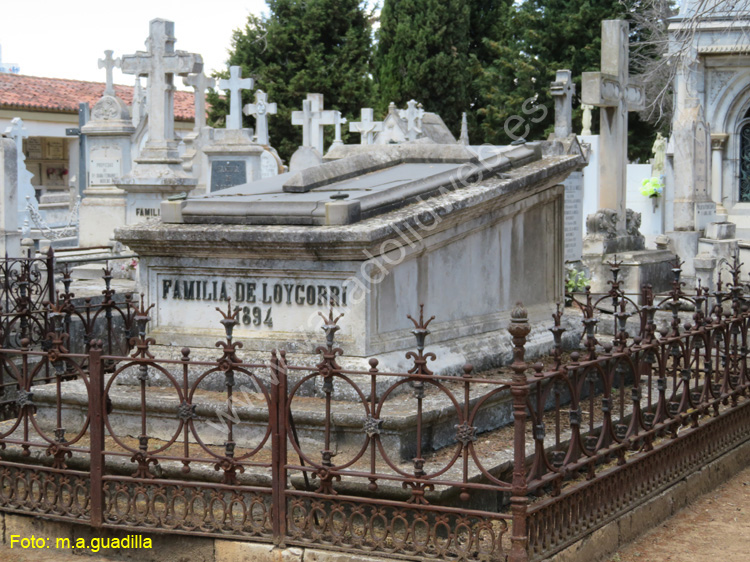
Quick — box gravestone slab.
[563,171,584,262]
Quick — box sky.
[0,1,270,88]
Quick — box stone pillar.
[711,133,728,220]
[0,137,21,257]
[79,95,135,247]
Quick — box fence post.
[271,350,288,546]
[46,247,55,305]
[508,303,531,562]
[88,340,104,527]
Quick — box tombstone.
[349,108,383,145]
[0,137,20,257]
[181,70,215,191]
[243,90,277,146]
[582,20,646,234]
[197,73,282,192]
[375,101,456,145]
[550,70,575,139]
[3,118,36,226]
[79,51,135,247]
[118,139,584,376]
[330,111,347,149]
[291,93,337,155]
[117,19,203,223]
[581,20,674,292]
[219,66,253,130]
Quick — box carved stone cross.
[349,108,383,145]
[219,66,253,130]
[243,90,277,146]
[331,111,347,148]
[291,94,337,154]
[98,50,120,96]
[120,19,202,148]
[398,100,424,141]
[550,69,575,138]
[183,71,215,130]
[582,20,645,232]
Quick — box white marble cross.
[98,50,121,97]
[331,111,347,148]
[398,100,424,141]
[3,118,37,220]
[582,20,645,232]
[349,108,383,145]
[550,69,575,139]
[243,90,277,146]
[219,66,253,130]
[291,94,337,154]
[120,19,202,146]
[183,71,215,130]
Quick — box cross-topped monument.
[243,90,277,146]
[349,108,383,145]
[183,71,215,131]
[582,20,645,232]
[398,100,424,141]
[98,50,120,97]
[3,118,36,222]
[550,69,575,139]
[219,66,253,130]
[120,19,202,154]
[291,94,337,155]
[331,111,347,148]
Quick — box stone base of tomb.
[79,186,127,247]
[29,374,518,466]
[582,247,676,294]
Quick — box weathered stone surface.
[215,541,302,562]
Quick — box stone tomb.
[118,140,583,374]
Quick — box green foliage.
[208,0,374,163]
[565,266,590,293]
[374,0,473,136]
[476,0,657,161]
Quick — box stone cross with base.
[582,19,645,233]
[243,90,277,146]
[183,71,215,131]
[398,100,424,141]
[98,50,120,97]
[219,66,253,130]
[550,69,575,138]
[331,111,347,148]
[120,19,202,153]
[291,94,337,154]
[349,108,383,145]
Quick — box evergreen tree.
[375,0,472,136]
[208,0,373,163]
[476,0,656,161]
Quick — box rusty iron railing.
[0,250,137,420]
[0,254,748,561]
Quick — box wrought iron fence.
[0,250,137,420]
[0,254,748,562]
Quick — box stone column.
[711,133,728,220]
[0,138,21,257]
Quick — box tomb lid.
[180,142,540,226]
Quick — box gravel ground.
[609,465,750,562]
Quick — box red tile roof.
[0,73,195,121]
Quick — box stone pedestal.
[582,208,675,293]
[79,95,135,247]
[199,128,280,193]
